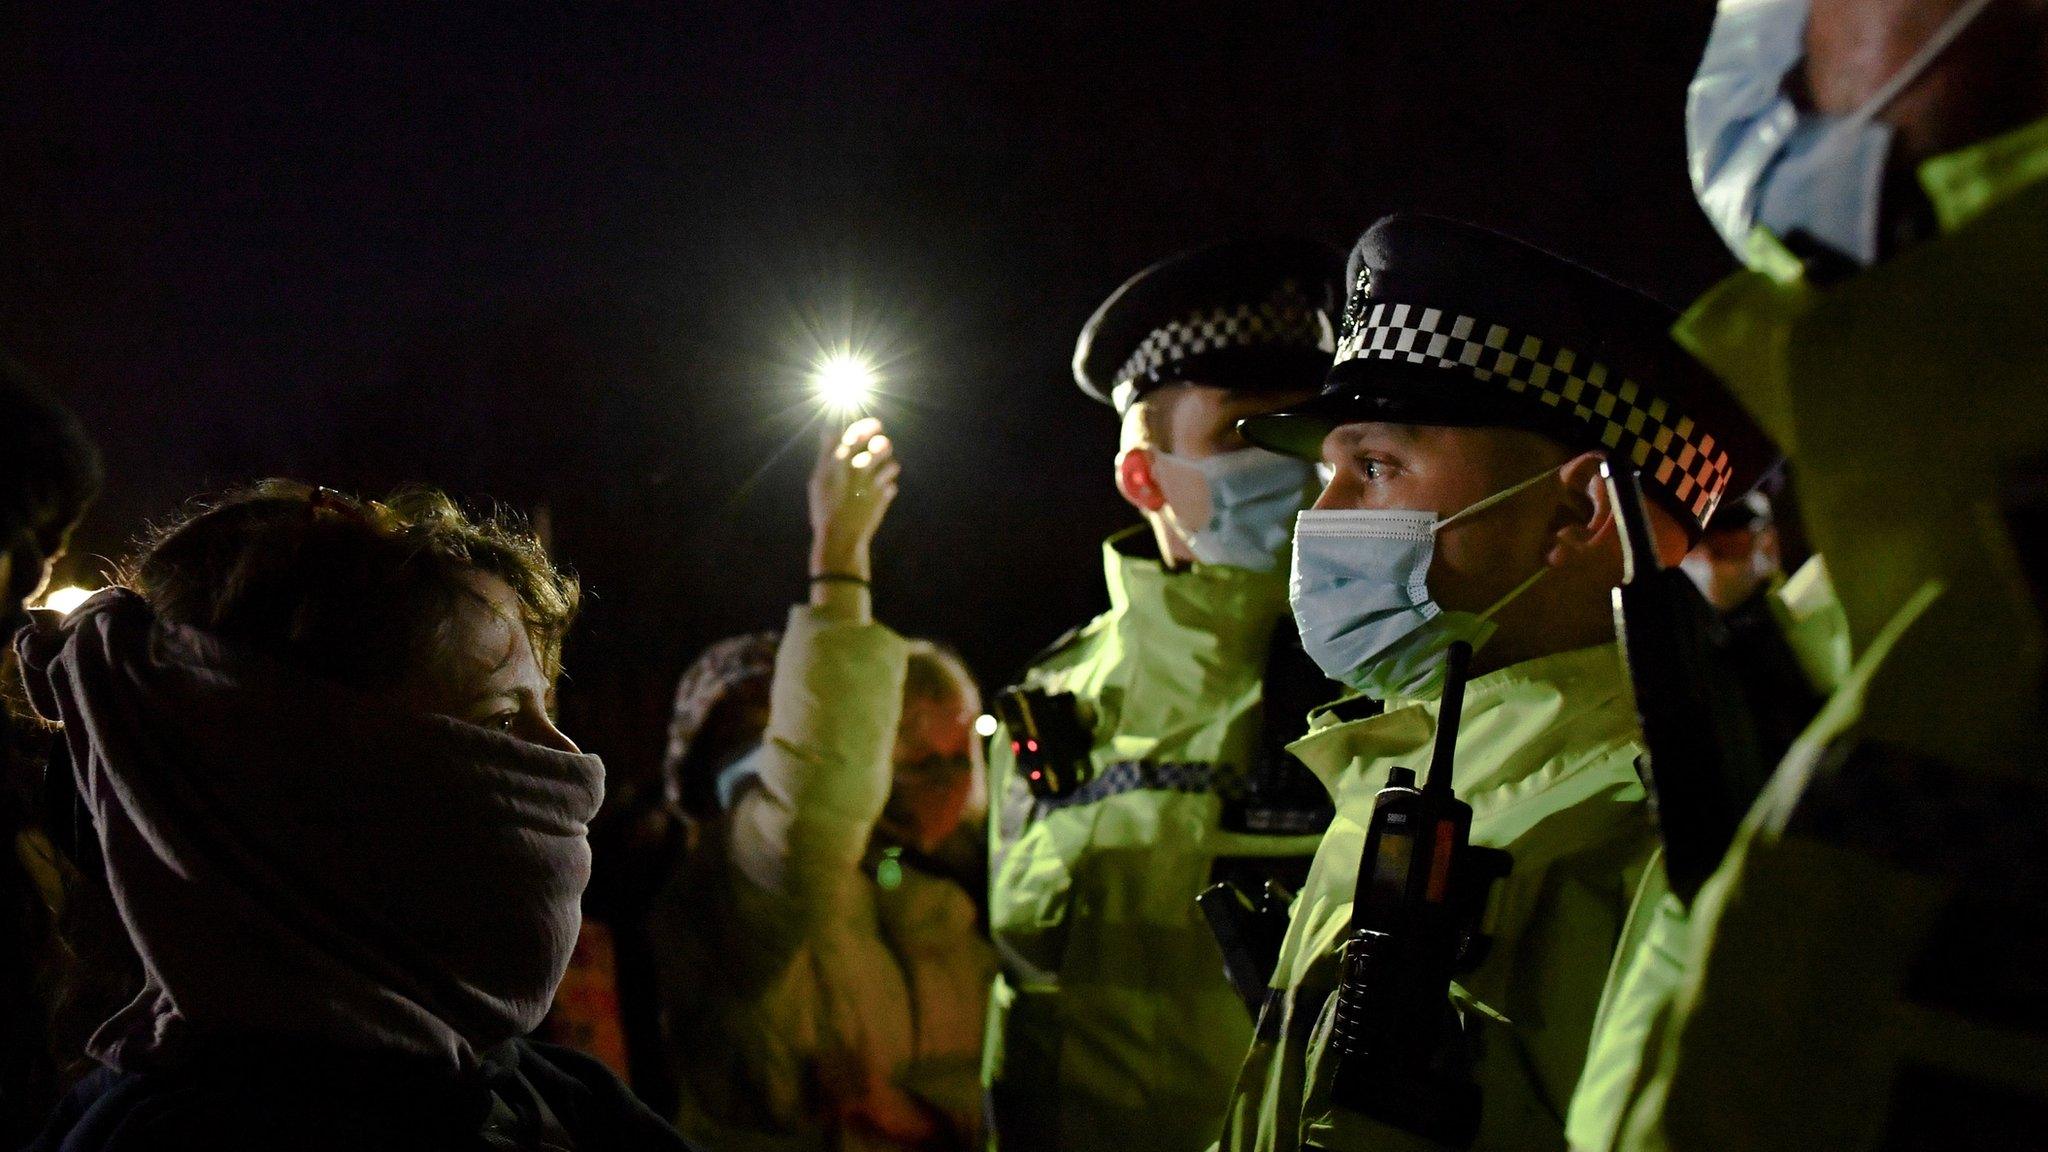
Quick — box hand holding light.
[808,417,899,594]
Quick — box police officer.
[983,239,1344,1152]
[1569,1,2048,1146]
[1216,215,1774,1152]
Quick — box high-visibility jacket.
[1564,558,1847,1152]
[1219,643,1656,1152]
[984,530,1329,1152]
[1567,114,2048,1152]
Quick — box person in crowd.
[1,355,104,1146]
[1679,490,1780,613]
[0,356,100,635]
[1678,483,1847,759]
[15,480,691,1151]
[1569,0,2048,1146]
[649,417,995,1152]
[981,239,1343,1152]
[1216,214,1776,1152]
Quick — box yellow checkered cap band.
[1335,302,1734,523]
[1110,279,1336,409]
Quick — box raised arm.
[724,419,910,948]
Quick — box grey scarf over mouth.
[16,590,605,1074]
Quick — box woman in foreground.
[18,481,691,1151]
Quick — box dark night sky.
[2,0,1736,784]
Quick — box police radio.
[1605,461,1778,904]
[992,686,1096,800]
[1322,640,1511,1148]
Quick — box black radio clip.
[1321,640,1511,1148]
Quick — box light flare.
[810,352,879,414]
[36,585,96,616]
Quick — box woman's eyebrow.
[464,687,519,711]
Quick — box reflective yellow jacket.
[984,531,1327,1152]
[1221,644,1655,1152]
[1564,558,1847,1152]
[1567,115,2048,1152]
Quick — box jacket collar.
[1918,112,2048,236]
[1289,644,1636,819]
[1100,527,1290,661]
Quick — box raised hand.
[808,416,900,586]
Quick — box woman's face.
[884,690,975,851]
[390,570,579,753]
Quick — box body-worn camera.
[993,686,1096,800]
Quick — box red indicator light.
[1026,740,1039,753]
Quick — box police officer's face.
[1313,422,1579,616]
[1125,384,1318,532]
[1805,0,2048,165]
[1146,383,1321,461]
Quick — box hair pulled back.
[127,480,578,692]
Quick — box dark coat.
[21,1038,696,1152]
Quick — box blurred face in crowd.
[1805,0,2048,166]
[384,569,581,754]
[1116,383,1317,562]
[883,688,976,851]
[1314,421,1690,672]
[1682,518,1783,611]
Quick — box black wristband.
[808,572,871,587]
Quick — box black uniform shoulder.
[23,1041,696,1152]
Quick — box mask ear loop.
[1430,466,1561,627]
[1841,0,2001,129]
[1478,565,1551,623]
[1804,0,1999,261]
[1433,466,1561,536]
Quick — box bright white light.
[37,585,96,616]
[974,713,1000,739]
[811,352,878,413]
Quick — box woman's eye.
[489,712,517,732]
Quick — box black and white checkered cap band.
[1109,282,1336,412]
[1039,759,1244,812]
[1336,302,1734,523]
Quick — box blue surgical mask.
[1289,469,1554,701]
[1157,447,1318,573]
[714,743,767,810]
[1688,0,1998,268]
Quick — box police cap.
[1240,215,1776,536]
[1073,238,1344,414]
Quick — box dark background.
[1,0,1736,789]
